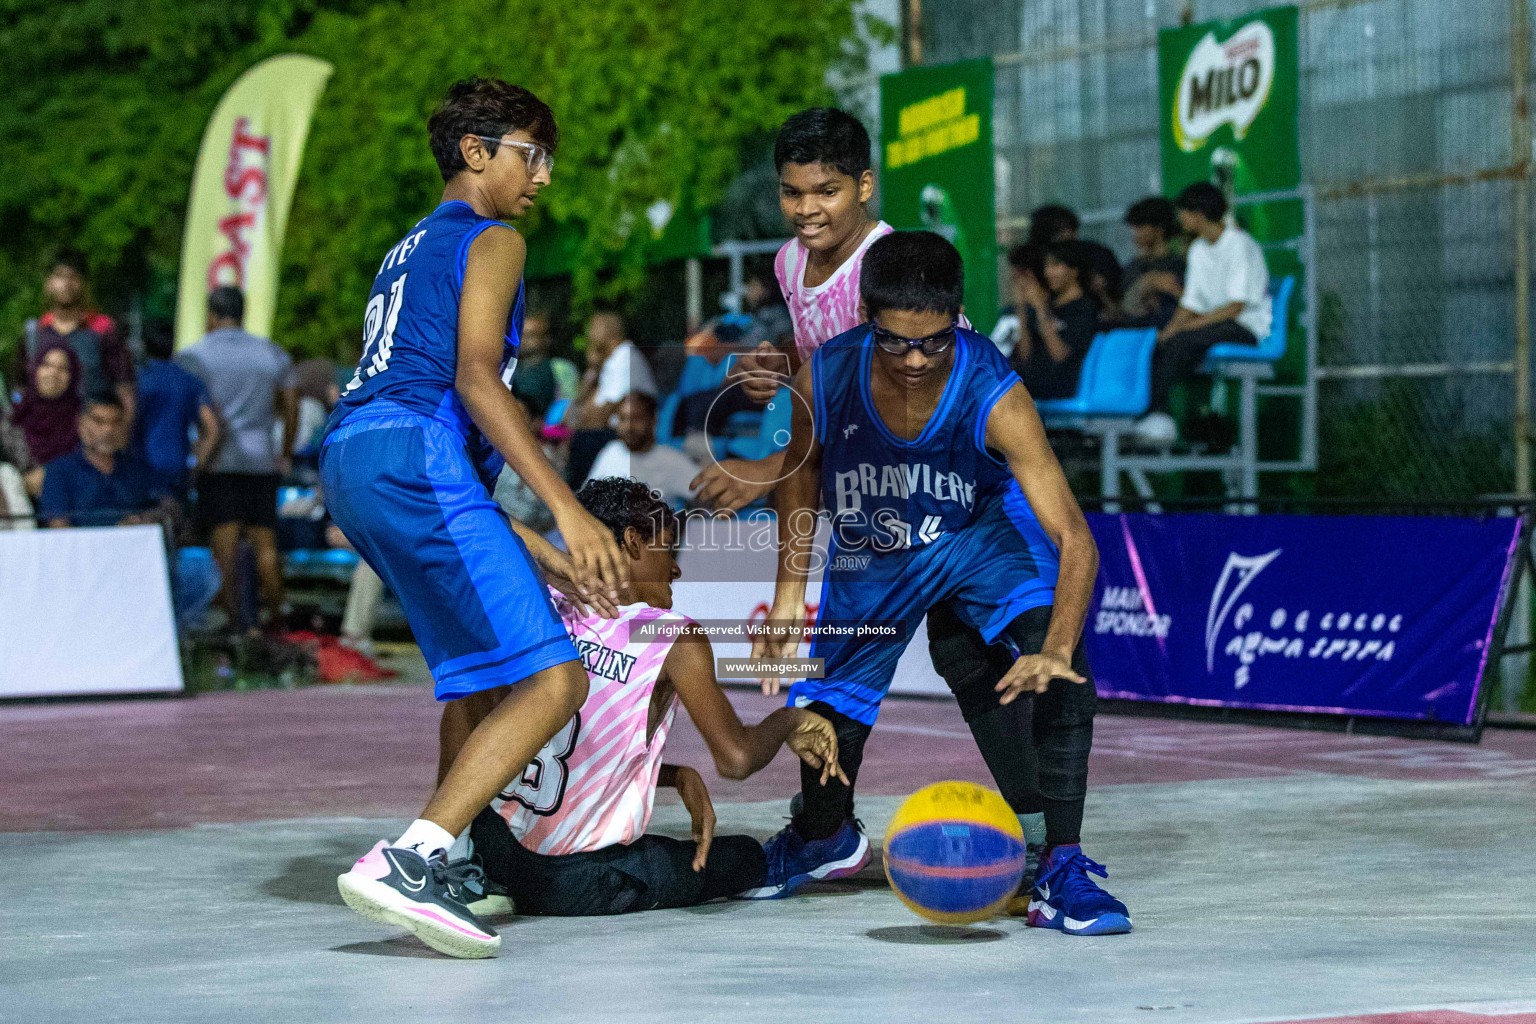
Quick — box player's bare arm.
[656,763,717,871]
[753,359,821,692]
[664,625,844,784]
[983,382,1097,702]
[456,224,627,598]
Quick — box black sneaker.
[337,841,500,958]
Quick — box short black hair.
[1175,181,1227,222]
[860,231,964,320]
[143,318,175,360]
[51,248,88,277]
[84,391,123,413]
[774,107,871,179]
[1027,204,1079,244]
[427,77,559,183]
[208,286,244,322]
[1044,240,1097,287]
[1125,196,1178,235]
[1006,242,1045,281]
[577,477,681,550]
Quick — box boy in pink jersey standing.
[692,108,891,511]
[453,477,847,916]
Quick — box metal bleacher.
[1036,275,1296,503]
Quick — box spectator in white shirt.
[585,392,699,509]
[1147,182,1271,419]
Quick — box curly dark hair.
[576,477,681,551]
[427,77,559,182]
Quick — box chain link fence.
[923,0,1531,500]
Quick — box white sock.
[394,819,455,860]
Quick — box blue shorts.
[320,402,578,701]
[790,487,1059,725]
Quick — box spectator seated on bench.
[1138,182,1270,444]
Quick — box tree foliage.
[0,0,871,360]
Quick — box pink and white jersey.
[492,593,693,856]
[775,221,893,361]
[774,221,969,360]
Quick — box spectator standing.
[1027,204,1123,309]
[1143,183,1270,431]
[176,286,299,629]
[132,319,221,500]
[1119,197,1186,328]
[564,311,656,485]
[8,341,82,494]
[16,250,135,422]
[1012,241,1101,400]
[585,392,699,508]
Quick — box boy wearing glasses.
[743,231,1131,937]
[326,78,628,958]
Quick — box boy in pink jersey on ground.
[451,477,847,916]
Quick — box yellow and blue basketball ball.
[883,781,1026,925]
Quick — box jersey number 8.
[505,713,580,817]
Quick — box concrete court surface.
[2,685,1536,1024]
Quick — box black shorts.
[470,807,767,916]
[197,473,279,531]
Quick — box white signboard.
[670,513,948,697]
[0,526,184,699]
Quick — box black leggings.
[796,604,1095,848]
[470,808,767,916]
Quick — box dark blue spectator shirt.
[133,358,209,493]
[38,448,161,527]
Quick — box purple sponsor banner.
[1083,513,1520,724]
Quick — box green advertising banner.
[880,58,997,332]
[1158,4,1299,199]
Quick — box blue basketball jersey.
[329,200,524,442]
[811,324,1022,554]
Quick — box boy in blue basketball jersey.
[746,231,1131,935]
[325,78,629,959]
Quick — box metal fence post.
[1515,0,1532,497]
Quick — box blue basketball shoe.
[1026,845,1132,935]
[737,818,871,899]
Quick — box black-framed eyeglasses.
[871,322,957,357]
[473,136,555,176]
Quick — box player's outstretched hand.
[751,603,803,696]
[523,525,620,618]
[672,765,717,872]
[995,652,1086,704]
[691,459,773,512]
[786,710,848,787]
[729,342,789,406]
[556,505,629,603]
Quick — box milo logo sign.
[1172,19,1276,153]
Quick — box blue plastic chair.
[1035,328,1158,420]
[655,390,685,449]
[726,386,794,459]
[1200,275,1295,368]
[676,354,732,397]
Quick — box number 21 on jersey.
[344,272,407,394]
